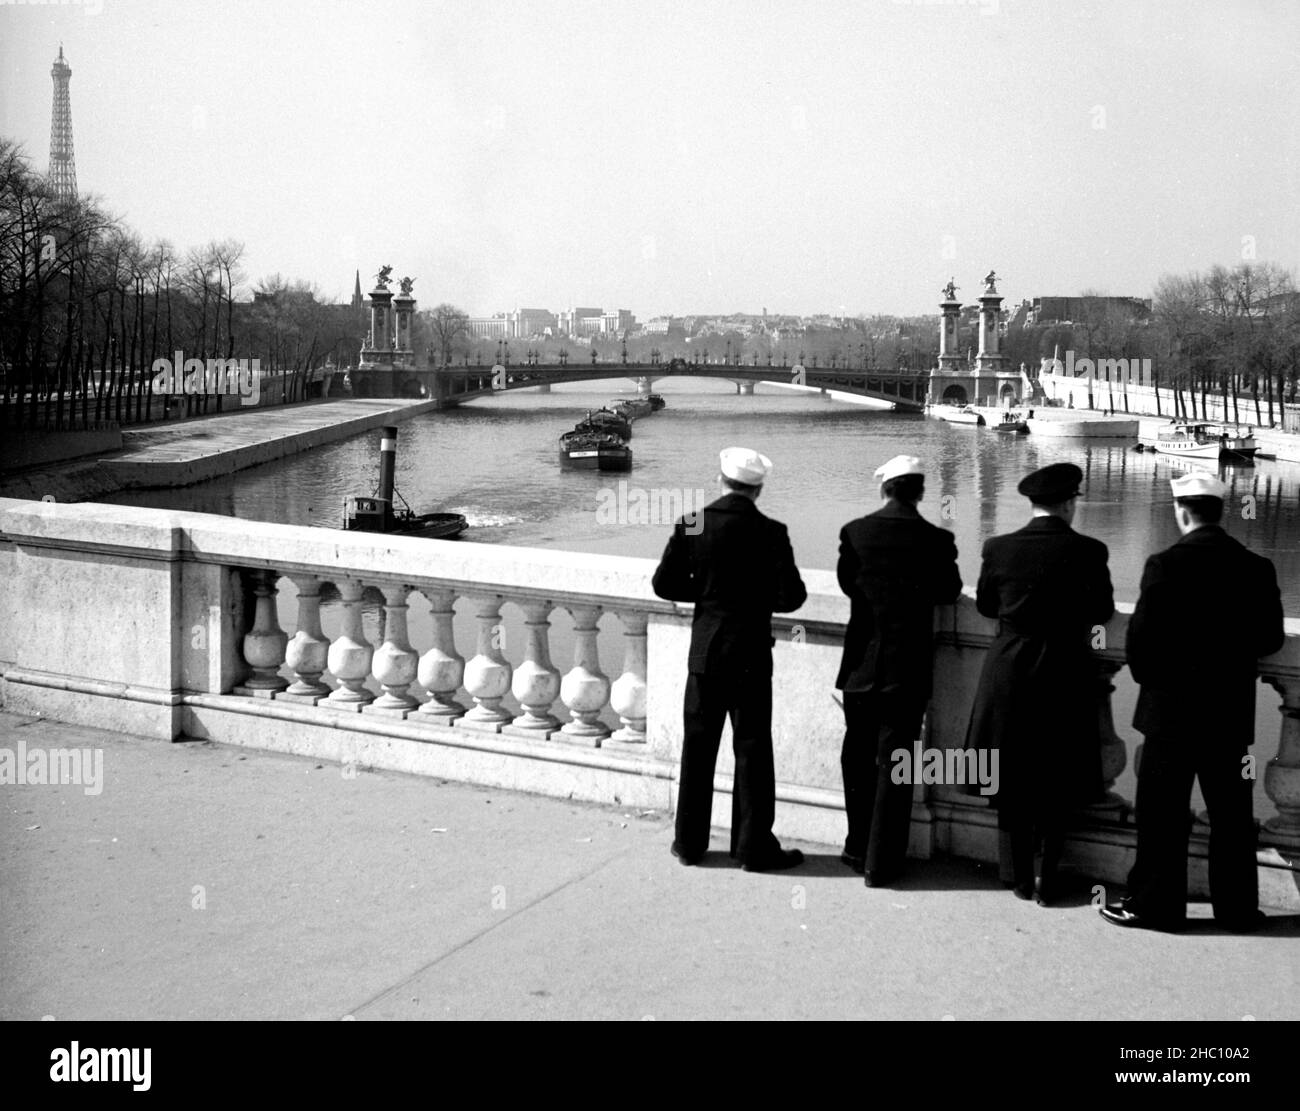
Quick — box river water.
[106,377,1300,609]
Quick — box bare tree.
[423,303,469,367]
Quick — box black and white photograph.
[0,0,1297,1079]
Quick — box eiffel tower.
[48,45,77,202]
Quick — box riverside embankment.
[0,397,447,502]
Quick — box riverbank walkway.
[1,710,1295,1022]
[0,398,442,501]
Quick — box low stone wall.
[1,498,1297,906]
[1039,372,1300,460]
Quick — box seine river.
[104,378,1297,814]
[107,377,1300,610]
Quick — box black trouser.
[840,690,926,878]
[1126,731,1257,924]
[996,806,1067,894]
[674,668,779,864]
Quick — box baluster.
[1085,659,1129,817]
[503,601,561,737]
[367,583,420,715]
[558,605,611,744]
[1262,673,1300,843]
[606,611,647,747]
[324,579,374,709]
[237,569,288,697]
[280,574,331,703]
[414,588,466,722]
[456,594,514,731]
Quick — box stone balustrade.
[1,496,1297,905]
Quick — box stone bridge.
[350,357,930,411]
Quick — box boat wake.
[446,508,525,528]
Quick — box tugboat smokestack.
[378,425,398,523]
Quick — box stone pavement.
[1,711,1296,1022]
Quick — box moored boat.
[342,426,468,539]
[992,409,1029,433]
[1210,425,1257,460]
[1146,421,1222,460]
[559,429,632,471]
[929,404,985,426]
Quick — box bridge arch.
[941,384,968,405]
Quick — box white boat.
[929,405,984,426]
[1147,421,1220,460]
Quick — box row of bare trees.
[0,139,363,431]
[1001,264,1300,426]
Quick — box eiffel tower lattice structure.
[48,44,77,202]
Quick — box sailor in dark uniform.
[1101,472,1284,932]
[652,447,808,872]
[964,462,1114,903]
[835,455,962,885]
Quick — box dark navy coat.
[1127,524,1284,741]
[964,515,1115,813]
[834,502,962,698]
[651,493,807,676]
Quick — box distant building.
[600,309,635,336]
[557,307,603,336]
[1028,296,1152,326]
[466,308,559,339]
[466,315,510,339]
[510,308,557,337]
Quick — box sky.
[2,0,1297,317]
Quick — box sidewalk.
[1,711,1295,1021]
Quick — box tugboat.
[342,426,468,539]
[576,407,632,440]
[559,429,632,471]
[646,393,666,412]
[1210,425,1258,461]
[992,409,1029,433]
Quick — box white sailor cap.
[874,454,925,483]
[1170,472,1228,500]
[719,446,772,485]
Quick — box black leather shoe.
[670,843,704,866]
[864,868,900,888]
[741,848,804,873]
[1012,881,1035,901]
[1099,901,1184,932]
[840,852,865,874]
